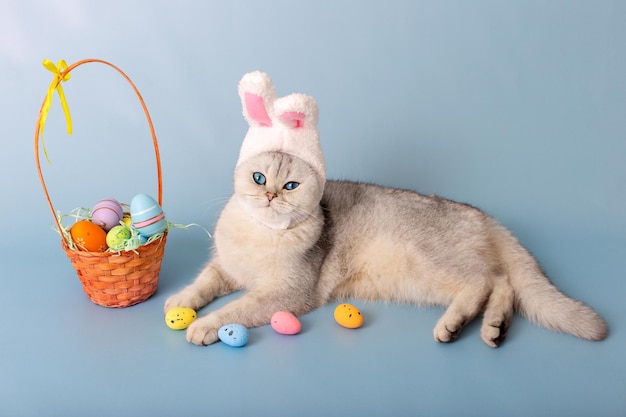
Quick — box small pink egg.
[271,311,302,335]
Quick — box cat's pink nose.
[266,192,276,201]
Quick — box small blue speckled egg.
[218,324,249,347]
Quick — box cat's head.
[234,151,325,229]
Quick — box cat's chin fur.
[235,194,299,230]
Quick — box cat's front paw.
[186,316,221,346]
[163,289,205,313]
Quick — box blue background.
[1,1,624,416]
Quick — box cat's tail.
[492,223,608,341]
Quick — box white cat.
[164,72,608,347]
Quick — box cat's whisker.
[197,194,232,217]
[281,201,324,223]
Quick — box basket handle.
[34,58,163,234]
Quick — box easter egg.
[106,225,131,251]
[70,220,108,252]
[271,311,302,335]
[165,307,197,330]
[122,216,132,228]
[91,198,124,231]
[218,324,249,347]
[130,193,167,238]
[334,303,363,329]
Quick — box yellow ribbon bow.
[40,59,73,162]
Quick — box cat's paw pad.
[186,317,220,346]
[481,320,508,348]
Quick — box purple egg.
[91,198,124,231]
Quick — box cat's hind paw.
[480,318,509,348]
[433,315,467,343]
[433,324,461,343]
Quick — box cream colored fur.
[164,152,608,347]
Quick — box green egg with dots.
[165,307,197,330]
[106,225,131,250]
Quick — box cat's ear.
[238,71,277,127]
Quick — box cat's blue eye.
[253,172,266,185]
[283,181,300,191]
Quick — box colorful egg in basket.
[130,193,168,238]
[106,224,131,251]
[70,220,108,252]
[91,198,124,231]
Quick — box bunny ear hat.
[236,71,326,181]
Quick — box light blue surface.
[1,1,624,416]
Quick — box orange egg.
[70,220,108,252]
[334,303,364,329]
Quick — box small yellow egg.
[165,307,197,330]
[122,217,132,228]
[334,303,363,329]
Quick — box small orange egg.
[334,303,364,329]
[70,220,108,252]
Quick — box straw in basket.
[34,58,167,308]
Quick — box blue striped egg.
[130,193,167,238]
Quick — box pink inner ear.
[280,111,305,128]
[245,93,272,127]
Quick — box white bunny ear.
[236,71,326,189]
[238,71,277,127]
[274,94,319,129]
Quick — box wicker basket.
[34,58,167,308]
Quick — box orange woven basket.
[34,58,167,308]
